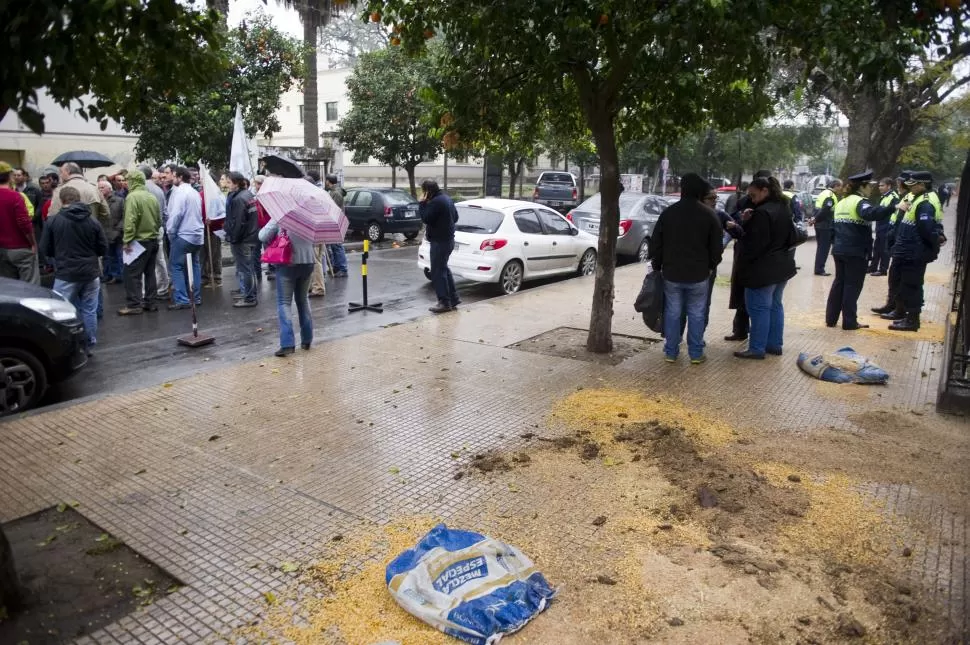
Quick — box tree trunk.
[579,165,586,202]
[508,160,519,198]
[518,159,524,197]
[0,525,22,616]
[207,0,230,25]
[585,114,621,354]
[405,164,417,197]
[391,165,397,188]
[301,8,320,150]
[443,152,448,191]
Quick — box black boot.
[871,303,894,314]
[889,312,920,332]
[880,309,906,321]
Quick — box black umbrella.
[260,153,305,179]
[50,150,116,169]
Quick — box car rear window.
[575,193,649,217]
[455,206,504,234]
[381,190,416,205]
[538,173,574,184]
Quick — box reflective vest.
[833,194,864,224]
[879,191,898,208]
[782,190,795,200]
[890,192,913,225]
[906,192,943,225]
[926,191,944,224]
[814,189,838,209]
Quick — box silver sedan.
[567,192,669,262]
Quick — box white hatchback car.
[418,198,598,295]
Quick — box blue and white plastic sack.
[797,346,889,384]
[386,524,556,644]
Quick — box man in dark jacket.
[98,179,125,283]
[419,179,460,313]
[649,173,723,364]
[225,172,260,306]
[40,187,108,352]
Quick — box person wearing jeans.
[225,172,260,307]
[734,177,798,359]
[118,170,162,315]
[164,166,205,309]
[648,173,723,363]
[662,279,711,362]
[39,186,107,350]
[419,179,461,313]
[259,220,316,357]
[744,281,787,357]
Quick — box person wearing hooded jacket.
[224,172,260,307]
[118,170,162,315]
[41,186,108,351]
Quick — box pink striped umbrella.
[254,176,349,244]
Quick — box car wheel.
[404,231,420,241]
[367,221,385,243]
[637,238,650,263]
[498,260,524,295]
[0,348,47,417]
[578,248,597,276]
[423,267,432,281]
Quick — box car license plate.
[586,222,599,233]
[549,201,563,206]
[405,208,417,218]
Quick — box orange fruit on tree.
[370,11,381,22]
[599,14,609,25]
[390,36,401,46]
[424,29,434,39]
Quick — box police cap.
[904,170,932,185]
[847,170,873,183]
[897,169,912,182]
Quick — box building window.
[298,105,304,124]
[325,102,338,122]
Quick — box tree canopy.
[127,13,306,169]
[2,0,225,134]
[337,46,441,196]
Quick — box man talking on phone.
[419,179,460,313]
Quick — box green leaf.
[279,562,299,573]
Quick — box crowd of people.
[649,167,947,363]
[0,159,352,357]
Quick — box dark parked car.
[533,171,579,211]
[0,278,87,416]
[343,187,423,243]
[567,192,669,262]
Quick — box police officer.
[810,179,841,275]
[888,170,943,332]
[782,180,803,222]
[872,171,915,317]
[867,177,898,276]
[825,170,895,330]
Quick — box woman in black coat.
[734,177,798,359]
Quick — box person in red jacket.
[0,161,39,284]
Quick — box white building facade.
[0,92,138,179]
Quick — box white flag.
[229,104,254,179]
[198,162,226,221]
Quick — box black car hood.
[0,277,63,303]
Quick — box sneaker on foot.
[664,355,677,363]
[117,307,144,316]
[734,350,765,360]
[429,301,451,314]
[690,355,707,364]
[233,300,258,308]
[274,346,295,357]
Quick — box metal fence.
[939,151,970,412]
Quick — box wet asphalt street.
[39,241,597,412]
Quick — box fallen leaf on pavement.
[389,466,401,475]
[162,383,173,388]
[208,434,221,442]
[279,562,299,573]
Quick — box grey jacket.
[258,221,315,265]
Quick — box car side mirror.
[570,227,579,236]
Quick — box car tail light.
[384,206,393,218]
[480,238,508,251]
[572,187,578,200]
[565,210,574,222]
[618,219,633,237]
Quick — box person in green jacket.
[118,170,162,315]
